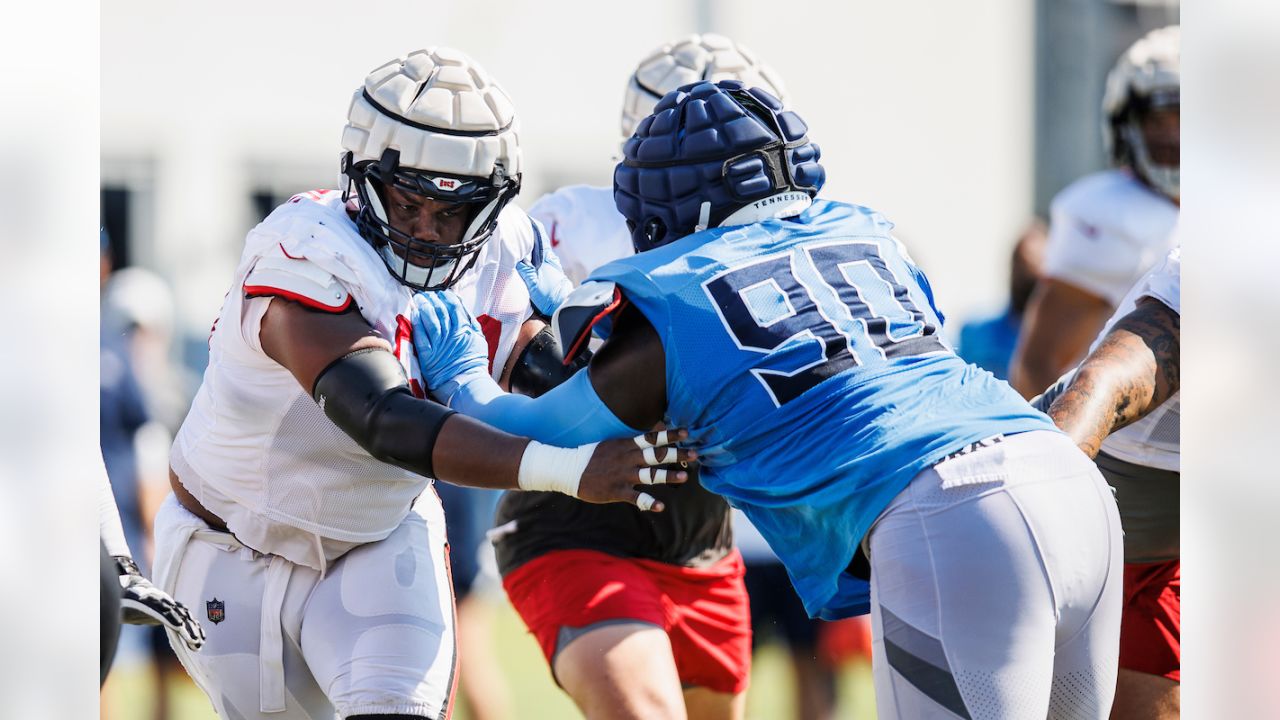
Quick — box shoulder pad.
[551,281,626,365]
[243,244,352,312]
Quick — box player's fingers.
[641,445,681,466]
[637,466,689,485]
[634,427,689,449]
[634,491,663,512]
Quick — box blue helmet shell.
[613,79,825,253]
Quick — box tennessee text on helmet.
[1102,26,1180,200]
[340,48,523,290]
[622,33,787,140]
[614,80,826,253]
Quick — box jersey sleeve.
[1043,192,1151,305]
[528,188,597,286]
[1138,246,1180,316]
[243,244,353,313]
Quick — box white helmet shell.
[339,48,523,290]
[621,34,787,139]
[1101,26,1180,198]
[342,47,521,182]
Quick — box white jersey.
[527,185,634,285]
[171,190,536,572]
[1096,245,1181,471]
[1043,169,1178,306]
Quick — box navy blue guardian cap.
[613,80,825,253]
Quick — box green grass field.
[103,600,876,719]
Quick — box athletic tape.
[636,493,656,511]
[633,430,670,449]
[517,441,593,497]
[638,468,668,485]
[641,446,678,465]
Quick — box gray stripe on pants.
[881,606,971,719]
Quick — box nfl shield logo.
[206,598,225,625]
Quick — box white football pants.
[868,430,1123,720]
[151,491,456,719]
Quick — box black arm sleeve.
[508,322,591,398]
[311,347,456,478]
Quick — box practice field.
[102,599,876,719]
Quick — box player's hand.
[115,556,206,652]
[411,290,491,391]
[577,429,698,511]
[515,221,573,316]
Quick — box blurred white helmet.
[621,34,787,139]
[103,267,175,337]
[340,48,522,290]
[1102,25,1180,199]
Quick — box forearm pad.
[509,322,592,398]
[312,347,456,478]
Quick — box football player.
[1009,26,1179,398]
[509,35,849,717]
[1036,245,1181,720]
[414,80,1124,719]
[499,35,786,720]
[152,48,691,720]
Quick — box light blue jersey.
[591,200,1057,619]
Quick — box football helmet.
[340,48,522,290]
[1102,26,1180,200]
[622,34,787,140]
[614,80,825,253]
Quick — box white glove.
[116,556,206,652]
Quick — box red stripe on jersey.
[475,314,503,374]
[563,290,626,365]
[243,285,352,313]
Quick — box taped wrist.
[517,441,594,496]
[312,347,456,479]
[509,320,592,398]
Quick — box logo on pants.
[206,598,225,624]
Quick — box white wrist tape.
[517,441,595,497]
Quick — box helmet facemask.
[1118,90,1179,201]
[344,148,520,291]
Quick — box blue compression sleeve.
[440,367,641,445]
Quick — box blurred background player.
[101,228,173,718]
[955,219,1047,380]
[1036,245,1181,720]
[414,79,1124,719]
[102,257,203,720]
[1009,25,1180,398]
[152,48,691,720]
[510,34,851,720]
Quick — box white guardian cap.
[1102,26,1180,200]
[340,48,522,290]
[621,34,787,139]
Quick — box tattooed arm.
[1042,296,1180,459]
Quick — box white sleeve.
[528,190,591,286]
[1043,196,1150,305]
[98,453,132,559]
[243,244,352,313]
[1139,247,1181,316]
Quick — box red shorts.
[502,548,752,695]
[1118,559,1180,682]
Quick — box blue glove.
[515,219,573,316]
[411,290,491,393]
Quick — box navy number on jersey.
[703,240,946,406]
